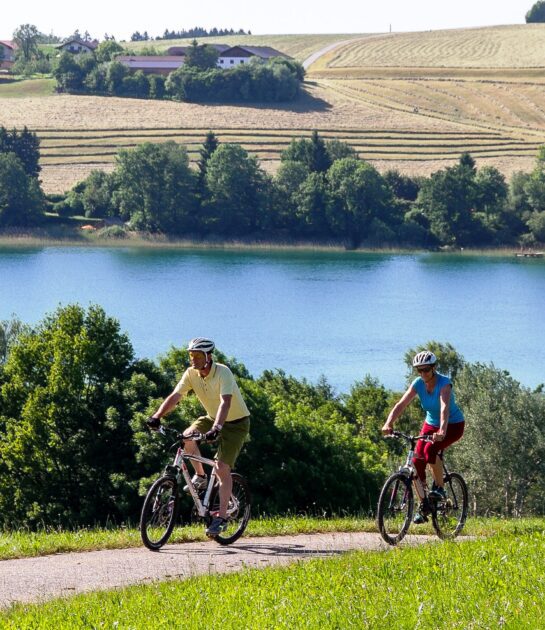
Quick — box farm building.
[56,38,99,54]
[218,45,290,67]
[119,44,290,74]
[115,55,185,75]
[0,40,16,71]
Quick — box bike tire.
[376,472,414,546]
[208,472,251,545]
[140,475,180,551]
[431,472,468,540]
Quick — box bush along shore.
[2,126,545,251]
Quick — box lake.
[0,246,544,393]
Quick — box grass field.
[2,26,545,192]
[1,520,544,628]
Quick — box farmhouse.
[217,45,290,67]
[0,40,16,71]
[119,44,290,74]
[56,38,99,54]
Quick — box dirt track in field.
[0,531,433,609]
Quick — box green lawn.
[0,77,56,98]
[1,524,544,628]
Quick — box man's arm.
[151,391,182,420]
[213,394,232,429]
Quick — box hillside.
[2,26,545,193]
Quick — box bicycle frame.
[172,445,217,518]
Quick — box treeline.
[51,132,545,247]
[0,307,544,530]
[52,43,303,103]
[153,27,250,40]
[2,126,545,248]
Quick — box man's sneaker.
[206,516,228,537]
[183,474,207,494]
[429,485,447,501]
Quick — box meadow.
[1,25,545,192]
[1,519,544,628]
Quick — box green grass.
[0,77,56,98]
[1,516,544,561]
[2,526,545,628]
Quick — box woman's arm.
[435,385,451,441]
[382,386,417,434]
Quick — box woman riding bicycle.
[381,350,465,524]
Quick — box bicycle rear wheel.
[208,472,251,545]
[140,475,180,551]
[431,472,468,540]
[377,472,414,546]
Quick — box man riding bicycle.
[147,337,250,537]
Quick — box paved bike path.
[0,532,433,609]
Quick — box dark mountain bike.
[377,431,468,546]
[140,426,251,551]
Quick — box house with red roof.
[0,40,16,71]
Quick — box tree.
[95,40,125,63]
[0,305,156,528]
[114,142,198,233]
[0,153,43,226]
[474,166,508,215]
[326,158,393,246]
[13,24,40,62]
[281,131,332,173]
[454,363,545,516]
[416,161,481,246]
[0,126,41,178]
[526,1,545,22]
[80,170,117,218]
[204,144,271,234]
[185,40,219,71]
[53,52,88,91]
[197,131,219,189]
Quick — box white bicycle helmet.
[412,350,437,368]
[188,337,215,354]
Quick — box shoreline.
[0,230,538,257]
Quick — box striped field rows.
[35,127,542,167]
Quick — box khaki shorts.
[186,416,250,469]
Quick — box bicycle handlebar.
[386,430,434,443]
[157,426,203,442]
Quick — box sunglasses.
[417,366,433,374]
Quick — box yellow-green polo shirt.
[174,362,250,421]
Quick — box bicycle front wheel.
[431,472,468,540]
[376,472,414,546]
[209,472,251,545]
[140,475,180,551]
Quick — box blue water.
[1,246,544,392]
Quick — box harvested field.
[317,25,545,69]
[4,26,545,192]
